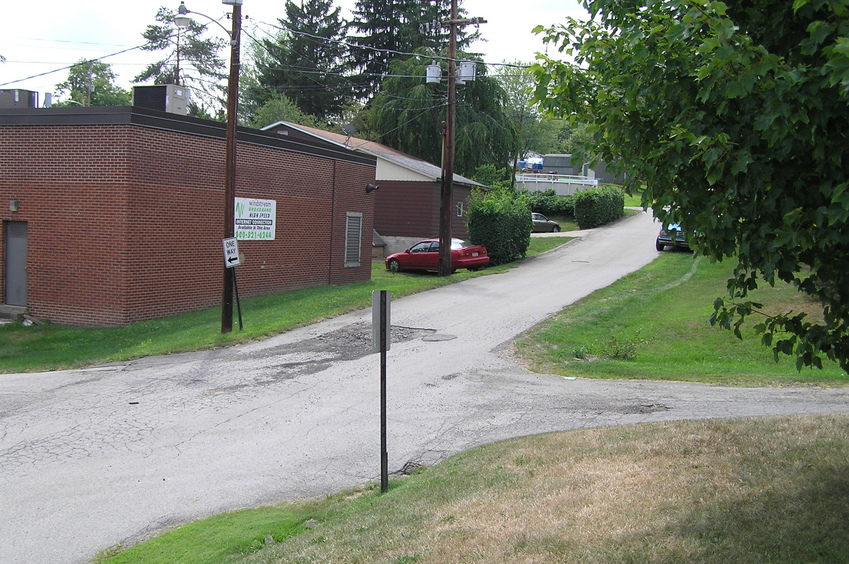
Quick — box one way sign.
[222,237,240,268]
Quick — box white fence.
[516,174,599,196]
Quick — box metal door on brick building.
[4,221,27,306]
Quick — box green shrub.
[471,164,511,190]
[574,185,625,229]
[467,188,532,265]
[522,189,575,217]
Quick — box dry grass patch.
[233,415,849,564]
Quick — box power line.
[0,44,146,88]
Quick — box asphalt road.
[2,211,848,564]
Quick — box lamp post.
[176,0,243,334]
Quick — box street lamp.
[176,0,243,334]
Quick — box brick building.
[0,106,377,326]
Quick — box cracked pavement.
[1,211,847,563]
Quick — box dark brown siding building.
[260,122,485,254]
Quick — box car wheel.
[388,259,401,273]
[655,240,665,252]
[552,225,561,233]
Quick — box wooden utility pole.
[222,0,242,333]
[437,0,458,276]
[438,0,485,277]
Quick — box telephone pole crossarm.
[443,17,487,27]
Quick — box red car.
[385,238,489,273]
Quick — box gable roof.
[261,121,484,188]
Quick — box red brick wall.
[0,122,375,326]
[0,125,133,324]
[329,159,377,284]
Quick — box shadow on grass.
[666,466,849,563]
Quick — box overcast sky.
[1,0,586,104]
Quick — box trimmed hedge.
[522,189,575,217]
[574,185,625,229]
[467,189,532,266]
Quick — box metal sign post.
[223,238,243,330]
[372,290,390,493]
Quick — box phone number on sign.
[236,230,275,240]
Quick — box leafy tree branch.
[531,0,849,371]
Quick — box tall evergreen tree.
[347,0,477,98]
[248,0,351,120]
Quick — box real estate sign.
[235,198,276,240]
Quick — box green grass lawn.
[514,251,848,386]
[623,190,644,208]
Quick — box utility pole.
[438,0,485,277]
[437,0,458,277]
[175,0,243,333]
[222,0,242,333]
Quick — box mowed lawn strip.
[514,251,848,386]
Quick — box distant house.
[261,122,486,255]
[515,153,632,195]
[542,154,628,185]
[0,106,376,326]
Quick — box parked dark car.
[532,212,561,233]
[385,238,489,273]
[655,223,690,251]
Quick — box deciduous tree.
[531,0,849,371]
[247,93,318,129]
[54,59,131,107]
[492,61,573,183]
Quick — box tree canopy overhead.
[531,0,849,371]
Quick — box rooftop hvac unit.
[133,85,189,115]
[0,89,39,109]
